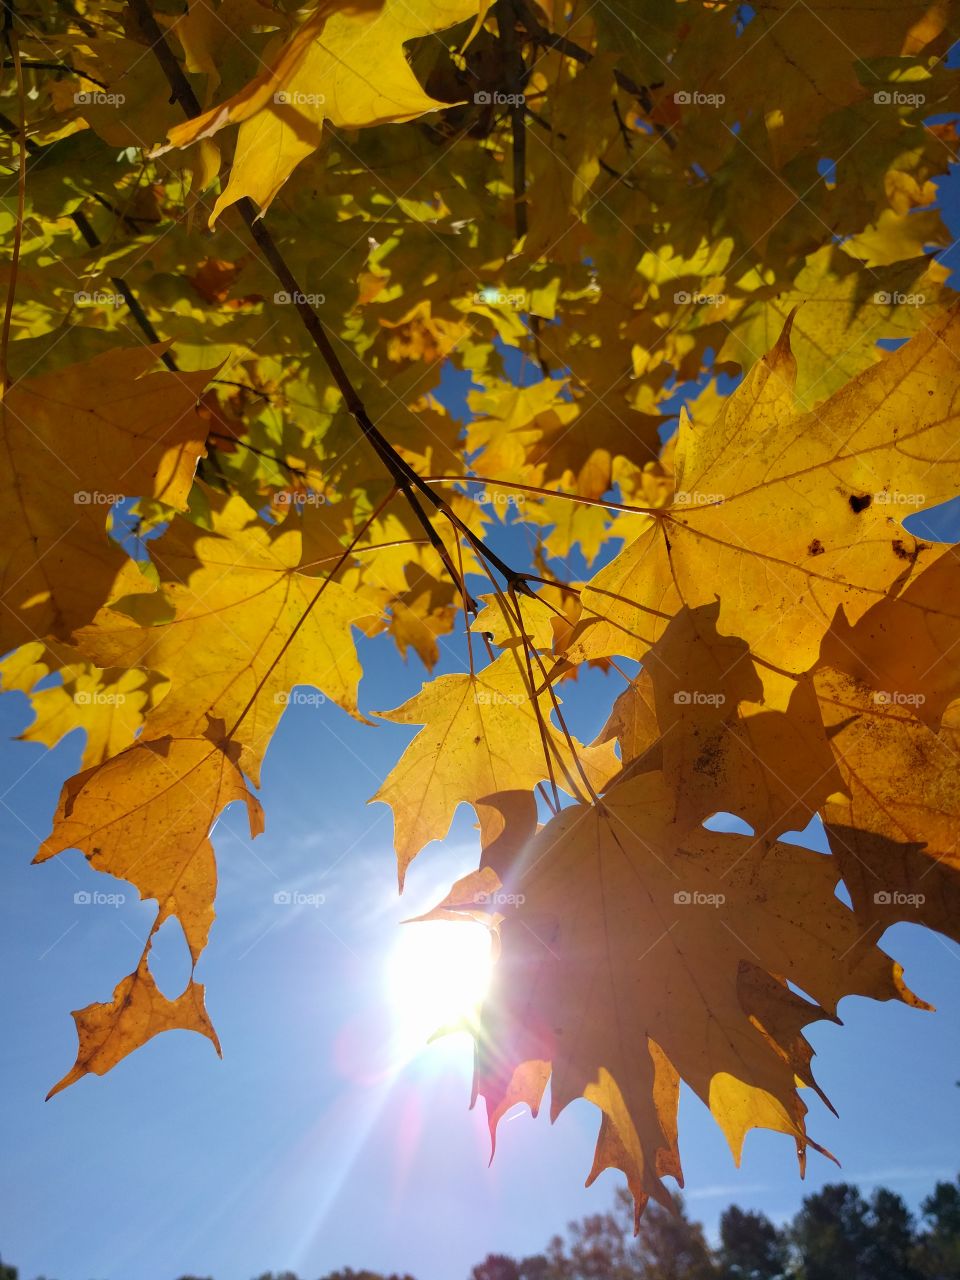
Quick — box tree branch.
[126,0,543,609]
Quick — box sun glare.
[387,918,493,1052]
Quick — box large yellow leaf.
[816,666,960,942]
[160,0,488,219]
[74,496,376,782]
[371,649,617,882]
[36,730,263,964]
[577,310,960,674]
[602,602,840,840]
[472,772,926,1212]
[818,547,960,730]
[0,348,211,654]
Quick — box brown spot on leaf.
[808,539,825,556]
[849,493,872,514]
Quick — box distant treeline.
[3,1171,959,1280]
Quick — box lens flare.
[386,918,493,1054]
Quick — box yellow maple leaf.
[0,347,211,654]
[471,771,927,1213]
[371,649,617,882]
[47,946,220,1098]
[159,0,489,219]
[577,310,960,674]
[36,731,263,965]
[74,495,376,783]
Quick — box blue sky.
[5,88,960,1280]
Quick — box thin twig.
[128,0,542,614]
[497,0,550,378]
[0,17,25,398]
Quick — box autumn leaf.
[0,347,211,654]
[372,649,617,882]
[47,945,221,1098]
[815,666,960,942]
[601,602,840,840]
[577,310,960,673]
[158,0,490,219]
[36,729,263,965]
[73,494,376,782]
[471,772,927,1211]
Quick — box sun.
[386,917,494,1053]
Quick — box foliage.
[5,1173,960,1277]
[717,1206,790,1280]
[2,0,960,1221]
